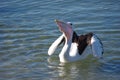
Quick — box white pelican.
[48,20,103,63]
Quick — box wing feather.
[91,34,103,58]
[48,34,65,56]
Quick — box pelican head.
[55,20,73,41]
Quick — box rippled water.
[0,0,120,80]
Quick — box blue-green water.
[0,0,120,80]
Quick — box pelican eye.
[67,22,72,25]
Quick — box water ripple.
[0,0,120,80]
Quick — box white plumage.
[48,20,104,63]
[48,34,64,56]
[91,34,103,58]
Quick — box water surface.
[0,0,120,80]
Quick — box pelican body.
[48,20,103,63]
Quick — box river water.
[0,0,120,80]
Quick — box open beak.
[55,19,63,24]
[54,19,73,40]
[55,19,65,32]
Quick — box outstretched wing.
[90,34,103,58]
[48,34,65,56]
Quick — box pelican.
[48,20,103,63]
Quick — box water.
[0,0,120,80]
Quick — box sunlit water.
[0,0,120,80]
